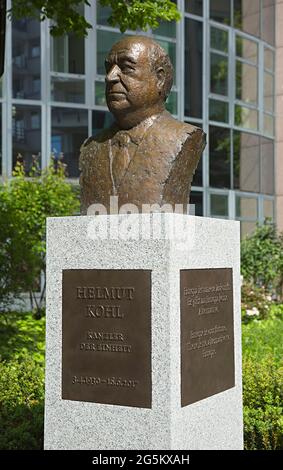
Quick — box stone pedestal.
[44,214,243,450]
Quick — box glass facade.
[12,19,41,100]
[0,101,2,175]
[0,0,276,235]
[12,104,41,170]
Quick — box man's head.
[105,36,174,127]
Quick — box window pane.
[209,99,229,123]
[165,90,177,115]
[211,27,228,52]
[51,77,85,103]
[185,19,203,118]
[209,126,231,188]
[264,73,274,113]
[210,194,228,217]
[233,131,260,192]
[12,19,41,99]
[236,36,258,64]
[263,199,274,220]
[236,61,258,105]
[95,81,107,107]
[185,0,203,16]
[262,0,275,45]
[210,0,231,25]
[235,105,258,131]
[264,48,274,71]
[52,34,85,74]
[156,39,176,84]
[241,221,257,239]
[189,191,203,216]
[234,0,260,37]
[51,107,88,178]
[154,21,176,38]
[68,34,84,74]
[236,196,257,219]
[97,30,127,75]
[12,105,41,171]
[92,110,115,136]
[210,53,228,96]
[263,114,274,137]
[261,137,274,195]
[97,4,112,25]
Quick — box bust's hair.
[147,41,174,101]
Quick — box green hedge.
[0,312,45,450]
[0,358,44,450]
[0,309,282,450]
[243,355,283,450]
[242,307,283,450]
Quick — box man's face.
[105,40,162,115]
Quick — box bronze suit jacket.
[79,110,206,214]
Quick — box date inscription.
[72,376,139,388]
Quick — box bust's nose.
[105,64,120,83]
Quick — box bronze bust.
[79,35,206,214]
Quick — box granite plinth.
[44,214,243,450]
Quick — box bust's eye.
[120,64,135,73]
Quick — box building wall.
[0,0,277,236]
[276,0,283,231]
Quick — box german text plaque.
[181,268,235,406]
[62,269,152,408]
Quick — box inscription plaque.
[62,269,152,408]
[181,268,235,406]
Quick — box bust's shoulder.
[152,111,206,149]
[79,127,115,171]
[80,125,118,150]
[158,110,201,132]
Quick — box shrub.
[0,358,44,450]
[241,282,273,322]
[0,311,45,364]
[243,355,283,450]
[0,311,45,449]
[241,222,283,296]
[0,160,79,317]
[242,307,283,450]
[242,305,283,364]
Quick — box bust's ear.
[156,66,166,91]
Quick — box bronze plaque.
[181,268,235,406]
[62,269,152,408]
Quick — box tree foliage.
[0,160,79,317]
[9,0,181,36]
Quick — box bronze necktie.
[111,133,132,191]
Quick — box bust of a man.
[79,35,206,214]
